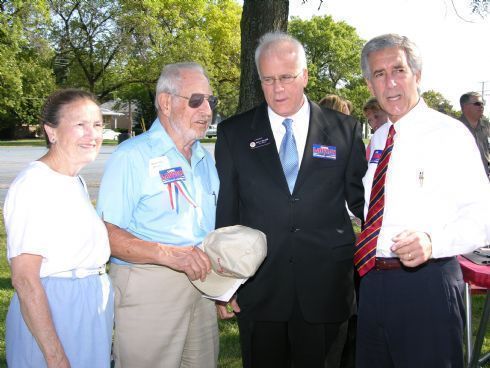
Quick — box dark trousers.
[340,268,360,368]
[237,296,346,368]
[356,257,465,368]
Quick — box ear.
[302,68,308,87]
[157,93,172,117]
[365,78,375,96]
[415,70,422,85]
[44,124,57,144]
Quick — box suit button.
[290,227,300,233]
[289,257,294,263]
[290,197,300,203]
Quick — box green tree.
[341,77,371,121]
[0,0,55,138]
[49,0,136,98]
[288,15,369,120]
[205,0,242,118]
[421,90,458,118]
[48,0,241,127]
[110,0,241,126]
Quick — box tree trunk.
[237,0,289,114]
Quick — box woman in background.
[318,93,351,115]
[3,89,113,367]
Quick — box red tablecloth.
[458,255,490,289]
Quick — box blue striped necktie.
[279,118,299,193]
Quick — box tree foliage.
[49,0,138,98]
[51,0,242,125]
[288,15,370,120]
[119,0,241,122]
[421,90,459,118]
[0,0,55,138]
[1,0,488,139]
[470,0,489,17]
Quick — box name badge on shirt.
[149,156,170,177]
[159,167,185,184]
[370,149,383,164]
[312,144,336,160]
[250,137,270,149]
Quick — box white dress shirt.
[268,95,310,166]
[363,99,490,258]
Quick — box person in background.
[319,93,361,368]
[363,97,388,132]
[215,31,366,368]
[319,93,351,115]
[345,99,354,116]
[96,62,220,368]
[356,33,490,368]
[3,89,114,367]
[362,97,388,160]
[459,91,489,178]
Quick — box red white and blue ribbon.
[160,167,198,210]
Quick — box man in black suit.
[215,32,367,368]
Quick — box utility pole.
[128,100,133,137]
[480,81,490,102]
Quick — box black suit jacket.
[215,100,367,323]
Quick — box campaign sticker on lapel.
[159,167,185,184]
[249,137,270,149]
[312,144,336,160]
[370,149,383,164]
[149,156,170,177]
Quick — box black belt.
[374,257,453,271]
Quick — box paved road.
[0,143,215,207]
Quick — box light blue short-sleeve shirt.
[96,119,219,265]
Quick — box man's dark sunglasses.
[468,101,485,107]
[172,93,218,110]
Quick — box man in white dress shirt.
[355,33,490,368]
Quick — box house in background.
[100,100,138,131]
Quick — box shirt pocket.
[141,176,175,212]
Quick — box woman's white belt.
[49,266,106,279]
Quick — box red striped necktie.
[354,125,396,276]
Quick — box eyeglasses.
[172,93,218,110]
[260,71,302,85]
[467,101,485,107]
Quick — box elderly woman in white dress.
[3,89,113,367]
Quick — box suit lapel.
[294,101,330,193]
[249,104,291,195]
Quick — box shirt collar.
[388,97,427,131]
[267,94,310,128]
[148,118,205,162]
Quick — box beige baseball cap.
[191,225,267,297]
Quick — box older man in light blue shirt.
[97,62,220,368]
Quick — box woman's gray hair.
[361,34,422,80]
[254,31,307,76]
[154,62,209,111]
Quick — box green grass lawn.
[0,210,488,367]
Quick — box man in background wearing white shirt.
[355,33,490,368]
